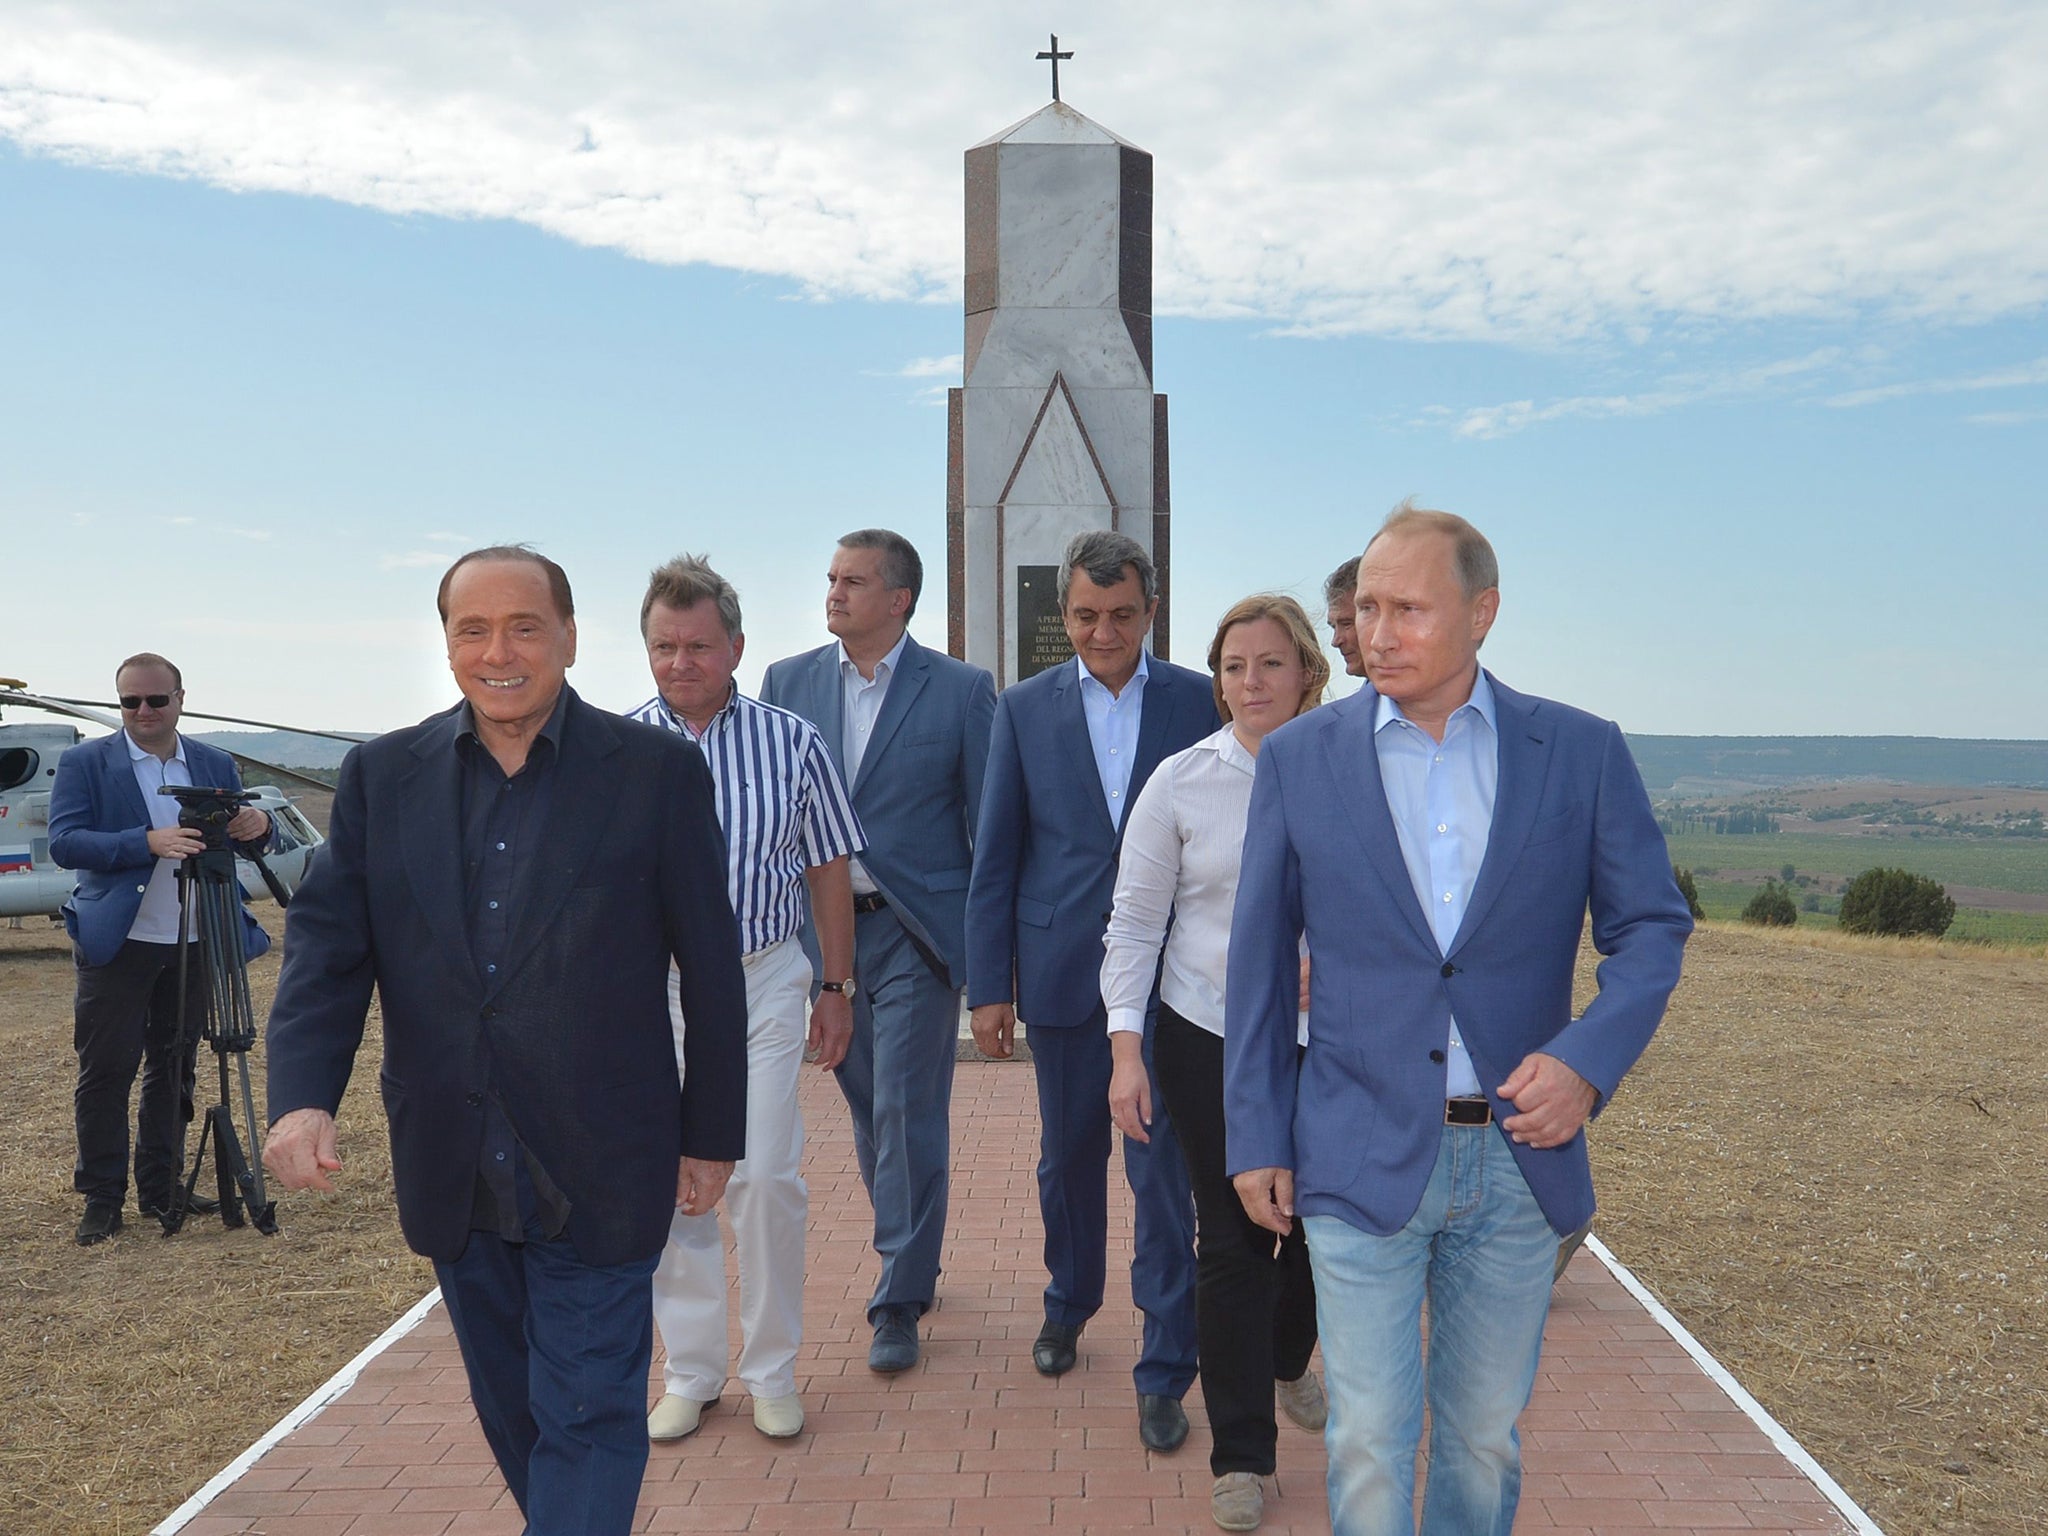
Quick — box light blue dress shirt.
[1373,670,1499,1098]
[1076,650,1150,829]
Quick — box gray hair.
[1057,529,1157,609]
[1366,499,1499,599]
[1322,555,1361,610]
[838,529,923,619]
[641,554,743,639]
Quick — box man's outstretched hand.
[264,1108,344,1192]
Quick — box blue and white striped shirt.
[628,689,865,956]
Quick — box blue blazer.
[264,689,751,1267]
[48,730,272,968]
[1223,675,1692,1236]
[760,634,995,988]
[966,657,1221,1029]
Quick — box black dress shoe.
[868,1305,921,1374]
[1032,1320,1081,1377]
[1137,1392,1189,1453]
[76,1201,123,1246]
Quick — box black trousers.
[1152,1003,1318,1477]
[72,938,204,1207]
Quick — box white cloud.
[380,550,449,569]
[885,354,963,379]
[1823,358,2048,408]
[423,530,472,544]
[1441,349,1846,439]
[2,5,2045,342]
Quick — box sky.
[2,2,2044,740]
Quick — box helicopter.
[0,679,352,923]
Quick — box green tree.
[1742,881,1797,927]
[1780,863,1797,882]
[1838,867,1956,938]
[1672,866,1705,921]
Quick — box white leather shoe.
[751,1392,805,1438]
[647,1393,710,1441]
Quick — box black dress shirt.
[455,691,573,1243]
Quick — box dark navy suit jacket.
[966,656,1221,1028]
[264,689,750,1267]
[49,730,272,968]
[761,634,994,987]
[1224,674,1692,1236]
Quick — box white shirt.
[1101,724,1307,1044]
[838,629,908,896]
[126,731,195,944]
[1076,651,1148,828]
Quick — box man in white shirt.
[48,654,270,1244]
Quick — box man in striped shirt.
[628,555,863,1444]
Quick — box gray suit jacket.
[761,633,995,987]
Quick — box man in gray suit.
[762,529,996,1373]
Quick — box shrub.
[1838,867,1956,938]
[1672,866,1705,921]
[1742,881,1797,927]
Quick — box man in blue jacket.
[967,530,1218,1454]
[1226,505,1691,1534]
[49,653,272,1245]
[761,529,994,1374]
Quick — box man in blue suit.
[49,653,273,1245]
[1226,505,1692,1535]
[967,529,1216,1454]
[761,528,995,1373]
[263,548,750,1536]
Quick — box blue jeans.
[1304,1126,1559,1536]
[839,903,960,1319]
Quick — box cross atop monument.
[1035,33,1073,102]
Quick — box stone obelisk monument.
[947,47,1169,684]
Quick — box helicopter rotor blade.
[0,688,124,731]
[34,697,372,745]
[220,753,338,795]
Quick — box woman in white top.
[1101,593,1330,1532]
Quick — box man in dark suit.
[263,547,749,1536]
[966,529,1218,1454]
[49,653,273,1244]
[1226,505,1692,1534]
[761,528,994,1373]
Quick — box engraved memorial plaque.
[1015,565,1072,680]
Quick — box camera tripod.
[156,785,290,1237]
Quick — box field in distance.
[1660,781,2048,946]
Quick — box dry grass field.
[0,911,2042,1535]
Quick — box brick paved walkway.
[162,1060,1873,1535]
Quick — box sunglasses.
[119,693,179,710]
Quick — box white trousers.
[652,935,813,1401]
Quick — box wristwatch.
[819,977,858,999]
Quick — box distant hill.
[197,727,2048,794]
[1626,736,2048,794]
[194,729,368,770]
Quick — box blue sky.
[3,5,2044,739]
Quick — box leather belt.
[852,891,889,916]
[1445,1096,1494,1127]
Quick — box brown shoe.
[1276,1369,1328,1432]
[1211,1472,1264,1531]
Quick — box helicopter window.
[0,748,38,793]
